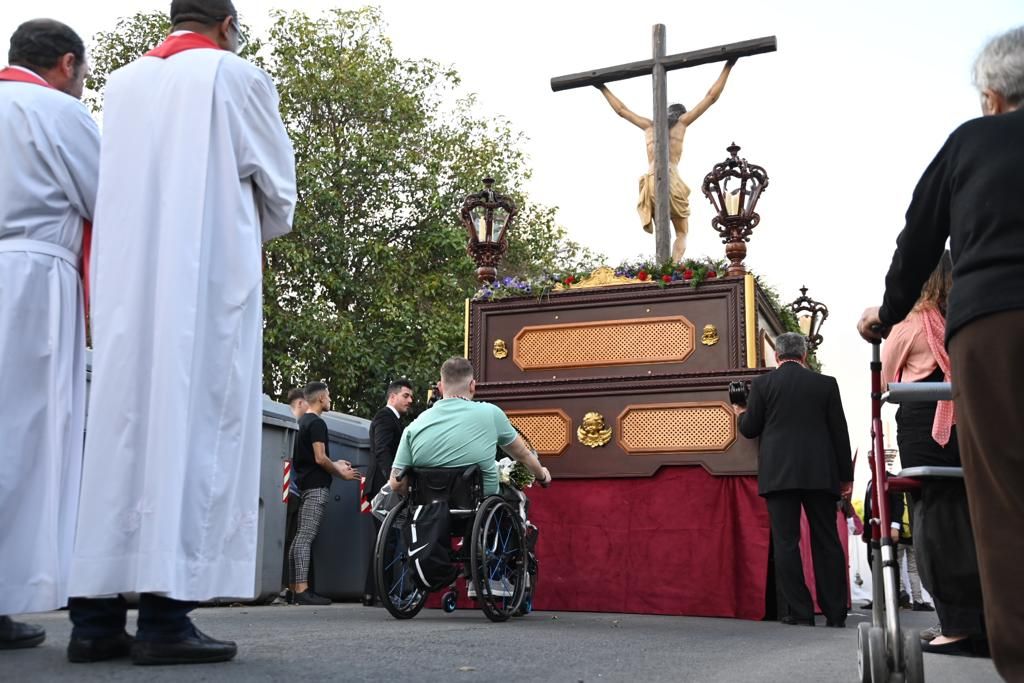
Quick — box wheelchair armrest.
[461,465,481,481]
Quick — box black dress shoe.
[0,616,45,650]
[293,590,331,606]
[912,601,935,612]
[920,637,977,657]
[131,627,237,666]
[361,594,376,607]
[780,615,815,626]
[67,631,133,663]
[826,618,847,628]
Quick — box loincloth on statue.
[637,167,691,234]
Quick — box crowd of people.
[1,0,1022,678]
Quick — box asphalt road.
[3,604,1000,682]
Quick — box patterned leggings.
[288,486,329,585]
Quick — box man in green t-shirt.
[390,357,550,496]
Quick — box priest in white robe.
[67,0,296,666]
[0,19,98,650]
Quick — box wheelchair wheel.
[470,496,528,623]
[374,499,428,620]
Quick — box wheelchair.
[373,464,538,623]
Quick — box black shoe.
[293,590,331,606]
[67,631,133,663]
[0,616,45,650]
[861,600,872,609]
[826,618,847,628]
[362,594,377,607]
[780,615,815,626]
[912,601,935,612]
[920,637,977,657]
[131,628,237,666]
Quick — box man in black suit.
[735,332,854,627]
[362,378,414,606]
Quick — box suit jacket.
[738,361,853,497]
[366,406,403,494]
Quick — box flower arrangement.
[472,256,728,302]
[613,256,727,289]
[497,457,536,490]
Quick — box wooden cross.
[552,27,776,264]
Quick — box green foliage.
[86,8,600,417]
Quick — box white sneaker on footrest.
[466,579,513,598]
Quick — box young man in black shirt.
[287,382,359,605]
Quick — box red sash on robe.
[0,67,93,319]
[145,32,222,59]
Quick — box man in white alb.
[0,19,98,652]
[67,0,296,666]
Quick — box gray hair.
[775,332,807,360]
[440,357,474,392]
[973,25,1024,106]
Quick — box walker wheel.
[442,591,458,613]
[902,627,924,683]
[867,626,890,683]
[857,623,873,683]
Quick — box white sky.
[4,0,1021,489]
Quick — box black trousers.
[69,594,197,642]
[765,490,847,623]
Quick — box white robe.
[0,72,99,615]
[70,44,296,601]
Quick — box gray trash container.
[311,411,373,601]
[247,397,298,603]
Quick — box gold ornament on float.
[701,324,720,346]
[577,412,613,448]
[493,339,508,359]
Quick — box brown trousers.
[949,309,1024,682]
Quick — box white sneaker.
[466,579,513,598]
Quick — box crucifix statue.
[551,28,777,264]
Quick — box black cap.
[169,0,237,25]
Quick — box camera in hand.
[426,383,442,409]
[728,380,751,406]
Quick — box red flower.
[661,274,672,283]
[707,271,718,279]
[683,269,694,279]
[637,270,649,281]
[564,275,575,285]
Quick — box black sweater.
[878,107,1024,343]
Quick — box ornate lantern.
[701,143,769,277]
[460,177,517,284]
[788,285,829,352]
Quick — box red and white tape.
[282,461,291,503]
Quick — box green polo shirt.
[393,398,518,496]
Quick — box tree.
[86,8,599,417]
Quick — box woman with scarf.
[882,251,987,657]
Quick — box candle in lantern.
[724,189,741,216]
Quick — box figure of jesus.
[596,60,736,262]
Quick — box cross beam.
[552,30,777,263]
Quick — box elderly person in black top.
[734,332,854,628]
[362,378,414,606]
[857,25,1024,680]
